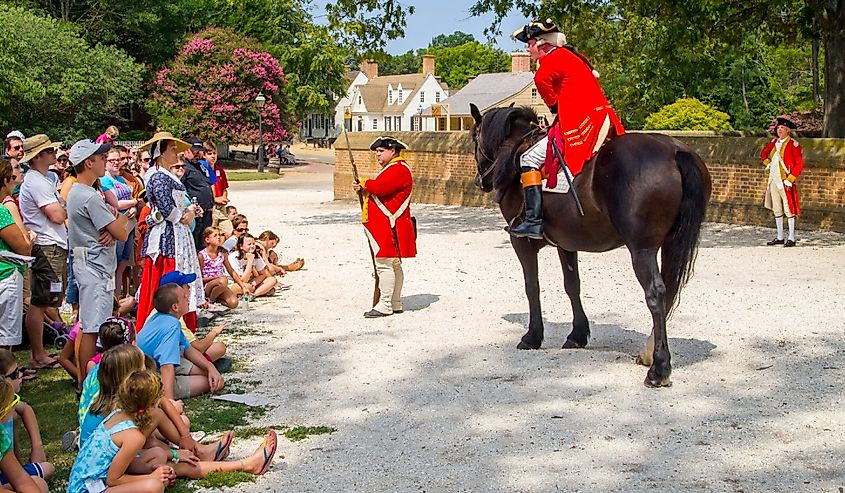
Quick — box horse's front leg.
[512,237,543,349]
[630,248,672,387]
[558,249,590,348]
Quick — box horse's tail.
[663,150,710,317]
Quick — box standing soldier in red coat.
[352,137,417,318]
[508,19,625,239]
[761,117,804,247]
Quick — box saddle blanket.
[543,166,573,194]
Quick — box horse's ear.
[470,103,482,126]
[508,102,515,108]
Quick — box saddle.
[543,114,617,189]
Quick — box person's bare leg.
[171,431,278,479]
[26,306,54,366]
[205,342,226,361]
[78,333,98,382]
[253,275,277,297]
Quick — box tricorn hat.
[775,117,797,130]
[512,18,560,43]
[369,136,408,151]
[21,134,61,163]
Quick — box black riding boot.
[510,174,544,240]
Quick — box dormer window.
[398,88,403,104]
[388,88,393,105]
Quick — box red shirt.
[213,164,229,198]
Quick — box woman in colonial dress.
[136,132,204,332]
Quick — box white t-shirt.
[19,169,68,248]
[227,251,266,278]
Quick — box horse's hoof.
[644,376,672,388]
[517,341,541,350]
[562,339,585,349]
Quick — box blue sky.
[310,0,529,54]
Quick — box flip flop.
[257,431,279,476]
[213,431,234,461]
[29,360,61,370]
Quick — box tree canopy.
[0,4,143,140]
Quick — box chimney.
[511,52,531,73]
[422,55,436,76]
[361,59,379,79]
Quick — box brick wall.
[334,131,845,232]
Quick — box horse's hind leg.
[512,238,544,349]
[629,247,671,387]
[558,249,589,348]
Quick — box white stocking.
[775,216,784,240]
[787,217,795,241]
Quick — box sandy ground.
[216,165,845,492]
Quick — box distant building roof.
[425,72,535,116]
[354,73,449,114]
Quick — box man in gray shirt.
[67,139,128,380]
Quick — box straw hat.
[138,132,191,153]
[21,134,61,163]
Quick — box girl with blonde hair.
[0,379,48,492]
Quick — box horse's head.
[470,102,539,195]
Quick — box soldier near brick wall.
[761,116,804,247]
[352,137,417,318]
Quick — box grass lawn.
[226,171,282,181]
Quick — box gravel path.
[218,167,845,492]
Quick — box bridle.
[474,120,543,188]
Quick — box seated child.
[137,279,225,400]
[85,317,135,374]
[0,351,54,488]
[69,368,278,491]
[198,227,251,309]
[56,321,81,388]
[258,230,304,275]
[79,345,231,465]
[0,380,48,493]
[229,234,278,299]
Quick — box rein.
[475,124,544,183]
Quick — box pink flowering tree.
[147,28,292,143]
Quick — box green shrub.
[644,98,733,131]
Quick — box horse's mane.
[476,106,540,197]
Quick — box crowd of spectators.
[0,128,303,492]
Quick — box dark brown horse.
[470,103,712,387]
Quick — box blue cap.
[159,270,197,287]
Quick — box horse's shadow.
[403,293,440,312]
[502,313,716,368]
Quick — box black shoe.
[509,182,544,240]
[363,309,391,318]
[784,239,796,247]
[213,357,233,374]
[766,238,784,246]
[393,309,404,314]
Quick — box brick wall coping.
[335,131,845,168]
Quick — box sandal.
[257,431,279,475]
[213,431,234,461]
[29,360,61,370]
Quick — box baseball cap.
[6,130,24,140]
[186,137,204,151]
[69,139,112,166]
[159,270,197,287]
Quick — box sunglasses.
[0,393,20,418]
[171,164,186,169]
[57,157,69,162]
[10,145,22,151]
[236,227,249,232]
[4,367,21,380]
[139,157,151,163]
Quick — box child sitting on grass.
[0,351,53,488]
[85,317,135,373]
[137,280,225,400]
[258,230,304,276]
[198,227,251,309]
[229,234,278,299]
[0,379,48,493]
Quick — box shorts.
[0,270,24,346]
[65,251,79,305]
[174,357,196,400]
[73,252,115,334]
[0,462,47,484]
[115,228,136,263]
[30,244,67,308]
[213,206,233,236]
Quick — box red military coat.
[535,46,625,176]
[761,137,804,216]
[360,157,417,258]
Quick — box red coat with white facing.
[535,46,625,176]
[761,137,804,216]
[360,157,417,258]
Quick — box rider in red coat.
[761,116,804,247]
[509,19,625,239]
[353,137,416,318]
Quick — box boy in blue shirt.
[137,271,224,400]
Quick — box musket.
[549,137,585,217]
[344,128,381,307]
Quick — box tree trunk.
[812,38,820,104]
[822,7,845,137]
